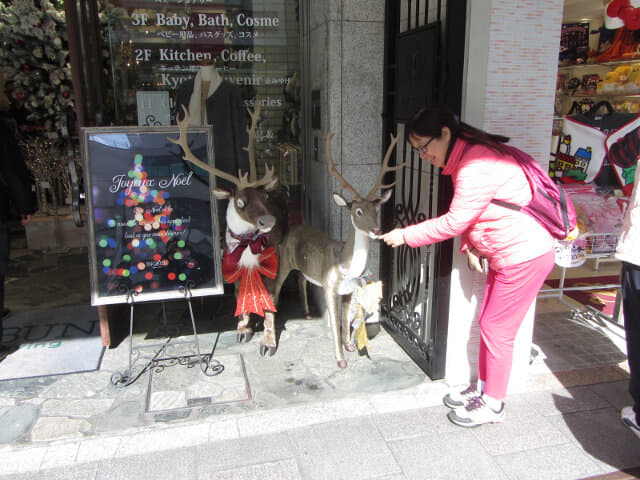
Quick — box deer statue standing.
[273,132,404,368]
[169,103,288,356]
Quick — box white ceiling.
[563,0,608,22]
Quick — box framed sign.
[82,126,223,305]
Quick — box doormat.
[545,276,620,317]
[146,353,251,413]
[0,305,105,381]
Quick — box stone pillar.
[302,1,386,309]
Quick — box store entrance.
[379,0,466,380]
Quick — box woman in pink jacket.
[381,105,555,427]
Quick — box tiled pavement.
[0,246,639,479]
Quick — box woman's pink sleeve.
[402,159,503,248]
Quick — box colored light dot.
[107,218,116,228]
[128,170,135,178]
[140,186,148,194]
[147,240,156,248]
[123,254,131,262]
[134,154,143,163]
[150,281,159,289]
[116,198,124,206]
[98,239,108,248]
[187,261,195,269]
[178,240,185,248]
[107,238,117,248]
[122,269,130,277]
[102,266,110,274]
[152,222,160,229]
[135,285,143,293]
[161,259,169,267]
[145,272,153,280]
[178,273,187,281]
[144,223,152,231]
[137,262,145,270]
[132,239,140,247]
[127,220,136,227]
[174,219,182,226]
[174,252,183,260]
[102,259,111,267]
[167,272,176,280]
[130,266,138,274]
[175,225,183,232]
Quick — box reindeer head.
[169,103,283,237]
[326,132,404,239]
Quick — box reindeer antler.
[365,133,406,201]
[169,105,241,187]
[326,132,363,201]
[169,105,277,190]
[243,103,261,183]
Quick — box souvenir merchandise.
[605,116,640,196]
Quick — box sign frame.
[82,125,223,306]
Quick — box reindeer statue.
[169,104,288,357]
[273,132,404,368]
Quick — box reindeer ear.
[332,192,348,207]
[376,189,393,205]
[212,187,231,200]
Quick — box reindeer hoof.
[237,332,253,343]
[337,359,347,368]
[260,345,277,357]
[304,312,312,320]
[344,343,356,352]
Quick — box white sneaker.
[447,396,505,428]
[621,406,640,439]
[443,384,481,409]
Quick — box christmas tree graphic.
[96,153,201,296]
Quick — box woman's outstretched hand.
[380,228,406,248]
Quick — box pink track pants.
[478,250,555,400]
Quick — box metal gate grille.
[380,0,466,379]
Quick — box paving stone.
[210,458,302,480]
[287,416,401,480]
[494,443,602,480]
[388,431,508,480]
[92,400,146,433]
[40,398,114,417]
[0,404,39,444]
[30,417,90,442]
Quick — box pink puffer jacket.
[402,139,554,270]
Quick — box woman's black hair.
[405,105,511,158]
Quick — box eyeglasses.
[411,136,435,155]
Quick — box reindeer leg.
[234,281,254,343]
[298,273,312,320]
[236,313,254,343]
[259,311,277,357]
[325,288,346,368]
[341,294,355,352]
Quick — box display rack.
[539,231,623,325]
